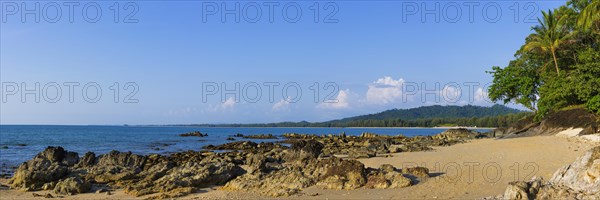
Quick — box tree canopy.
[488,0,600,119]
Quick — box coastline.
[1,134,597,199]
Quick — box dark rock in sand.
[405,166,430,178]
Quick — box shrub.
[586,95,600,114]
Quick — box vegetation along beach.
[1,0,599,199]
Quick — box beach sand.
[1,135,597,199]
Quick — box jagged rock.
[405,166,430,177]
[316,158,366,190]
[432,128,482,140]
[124,161,244,196]
[224,157,371,196]
[289,139,324,159]
[348,148,376,159]
[549,146,600,195]
[502,146,600,199]
[388,144,405,153]
[179,131,207,137]
[9,147,76,191]
[380,164,396,173]
[53,177,91,195]
[243,134,277,139]
[246,153,267,174]
[86,151,147,183]
[223,165,313,197]
[76,152,96,168]
[359,132,382,138]
[364,166,412,189]
[147,187,194,199]
[204,141,282,153]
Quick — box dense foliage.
[190,105,529,128]
[488,0,600,120]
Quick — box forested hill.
[186,104,529,128]
[331,104,523,123]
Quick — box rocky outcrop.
[499,108,598,138]
[433,128,489,140]
[502,146,600,199]
[203,141,285,153]
[281,129,485,159]
[10,132,455,198]
[179,131,207,137]
[9,147,246,197]
[53,177,91,195]
[222,144,427,197]
[9,147,77,191]
[243,134,277,139]
[364,165,412,189]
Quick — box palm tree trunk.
[551,49,560,75]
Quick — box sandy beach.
[1,135,597,199]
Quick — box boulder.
[548,146,600,195]
[316,158,366,190]
[243,134,277,139]
[432,128,481,140]
[502,146,600,199]
[53,177,91,195]
[364,166,412,189]
[9,147,76,191]
[405,166,430,178]
[290,139,324,159]
[179,131,207,137]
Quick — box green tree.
[577,0,600,30]
[523,10,572,75]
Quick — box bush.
[586,95,600,114]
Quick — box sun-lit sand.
[1,135,597,199]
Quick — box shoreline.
[1,133,597,199]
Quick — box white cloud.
[366,76,405,104]
[474,87,491,104]
[203,97,237,112]
[272,97,291,111]
[318,89,351,109]
[221,97,237,109]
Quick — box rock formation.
[502,146,600,199]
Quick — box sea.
[0,125,492,175]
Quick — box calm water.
[0,125,491,173]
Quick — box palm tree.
[524,10,571,75]
[577,0,600,30]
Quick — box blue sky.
[0,1,565,125]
